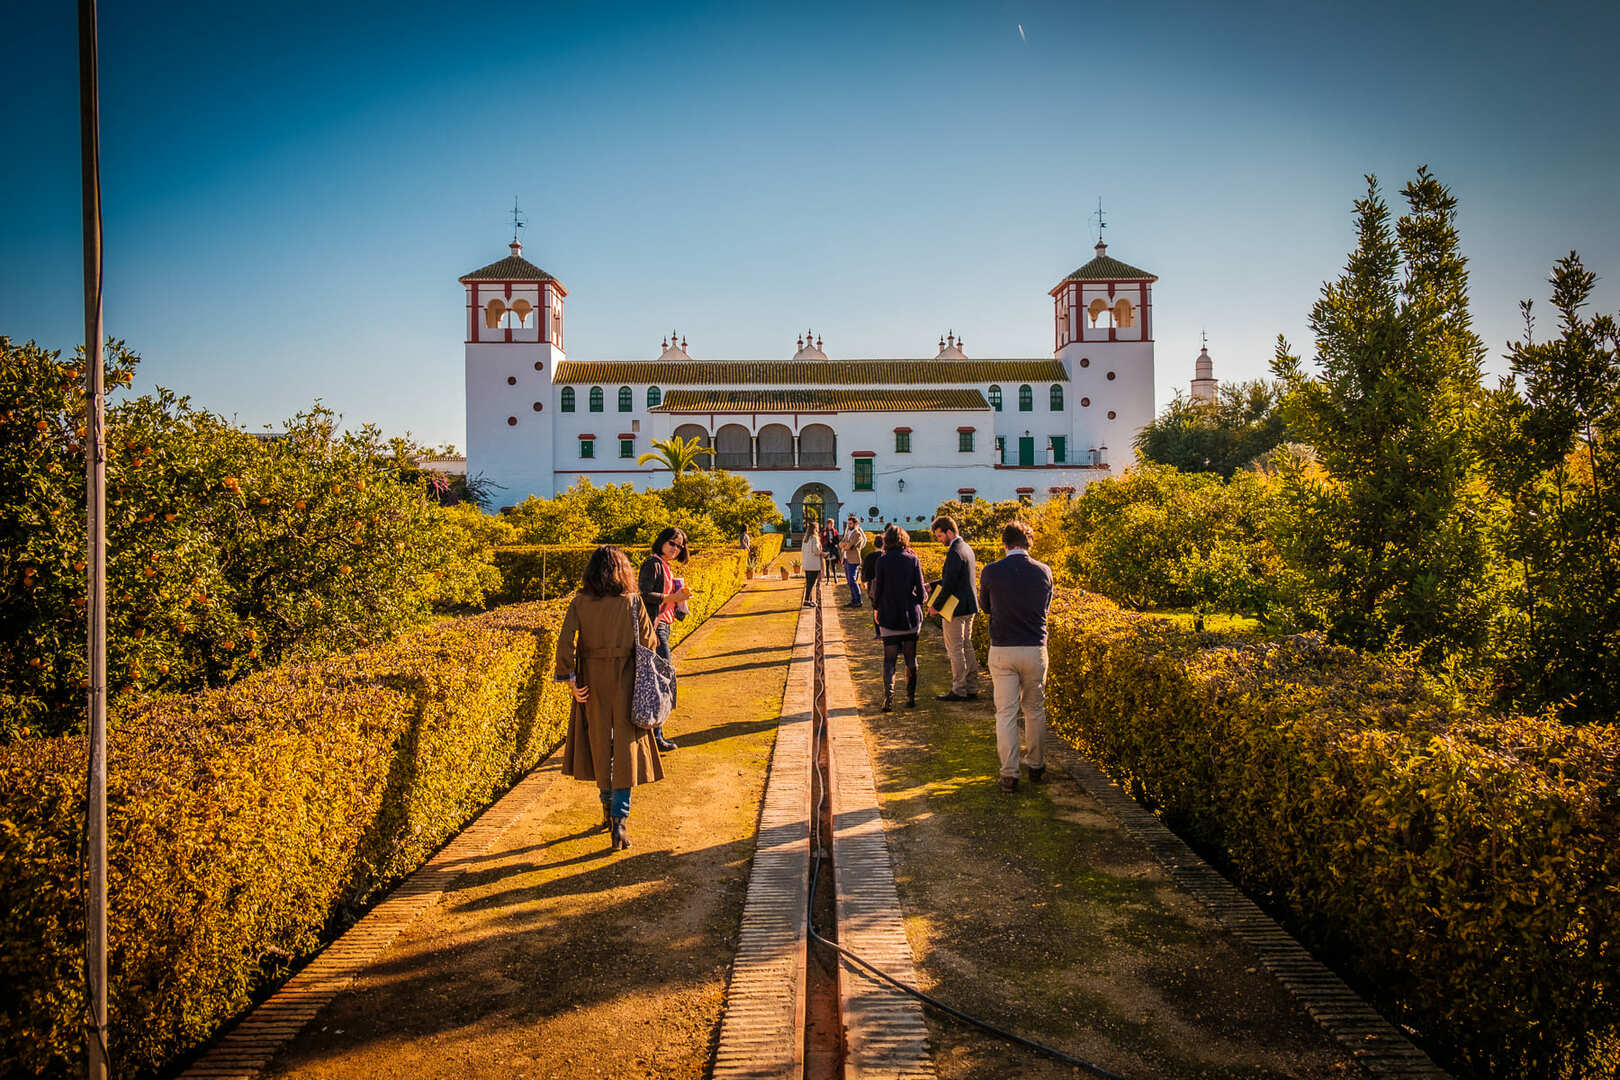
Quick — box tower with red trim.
[460,239,566,502]
[1050,239,1157,467]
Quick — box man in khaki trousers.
[976,520,1053,793]
[929,515,979,700]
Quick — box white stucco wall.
[465,340,560,507]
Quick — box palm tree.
[637,435,715,475]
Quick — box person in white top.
[801,525,824,607]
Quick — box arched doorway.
[788,481,841,538]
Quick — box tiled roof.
[459,254,561,283]
[554,360,1067,385]
[650,389,991,413]
[1055,253,1157,285]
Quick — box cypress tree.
[1272,168,1495,659]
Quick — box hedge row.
[984,589,1619,1079]
[0,547,753,1077]
[490,544,598,604]
[748,532,785,572]
[492,538,778,606]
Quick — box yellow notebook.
[927,584,960,620]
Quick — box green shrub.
[507,473,782,549]
[982,590,1620,1078]
[1038,465,1283,616]
[0,545,754,1077]
[0,339,504,740]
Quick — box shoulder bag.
[629,596,676,730]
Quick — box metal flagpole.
[78,0,110,1075]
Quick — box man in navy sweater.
[976,520,1054,793]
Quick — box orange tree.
[0,337,500,740]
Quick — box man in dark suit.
[930,515,980,701]
[977,520,1053,793]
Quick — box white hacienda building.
[463,238,1158,531]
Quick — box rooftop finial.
[509,196,526,249]
[815,333,822,349]
[1091,196,1107,248]
[680,336,687,350]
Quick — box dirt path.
[832,600,1362,1079]
[265,573,803,1080]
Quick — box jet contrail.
[1018,23,1026,42]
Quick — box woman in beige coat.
[554,545,662,850]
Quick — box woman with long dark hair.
[868,523,927,712]
[638,527,692,751]
[555,545,662,850]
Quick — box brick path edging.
[709,590,813,1080]
[1045,741,1452,1080]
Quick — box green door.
[1018,437,1035,466]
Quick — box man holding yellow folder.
[929,515,980,701]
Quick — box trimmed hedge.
[0,547,752,1077]
[490,544,598,604]
[748,532,785,572]
[982,589,1619,1079]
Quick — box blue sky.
[4,0,1617,448]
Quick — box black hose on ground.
[805,574,1129,1080]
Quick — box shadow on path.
[266,576,805,1080]
[832,600,1363,1080]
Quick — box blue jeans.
[599,787,631,819]
[655,620,676,710]
[844,561,861,604]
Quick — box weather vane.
[1091,197,1107,244]
[510,196,526,243]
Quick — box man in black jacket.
[977,520,1053,793]
[930,515,980,701]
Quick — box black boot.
[882,688,893,713]
[611,817,631,851]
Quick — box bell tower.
[461,236,567,504]
[1050,238,1156,475]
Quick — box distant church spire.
[1191,332,1218,403]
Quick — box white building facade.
[462,238,1159,530]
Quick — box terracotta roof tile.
[1052,253,1157,289]
[650,389,991,413]
[459,254,562,285]
[554,359,1066,385]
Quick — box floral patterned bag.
[629,596,675,730]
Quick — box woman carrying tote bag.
[556,545,664,851]
[638,527,692,752]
